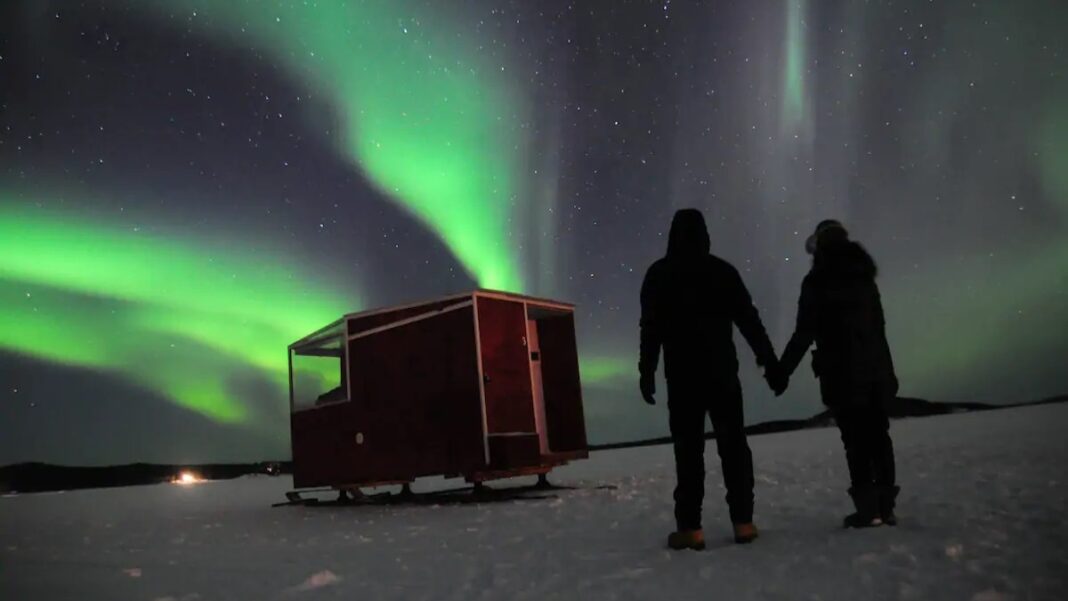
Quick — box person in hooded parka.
[779,219,900,528]
[639,208,786,550]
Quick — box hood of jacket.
[666,208,711,259]
[812,239,877,280]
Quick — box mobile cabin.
[288,290,589,492]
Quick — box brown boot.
[667,529,706,551]
[733,522,759,544]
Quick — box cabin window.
[290,331,346,412]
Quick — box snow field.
[2,403,1066,600]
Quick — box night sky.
[2,0,1066,466]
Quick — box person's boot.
[843,486,883,528]
[878,485,900,526]
[667,529,706,551]
[733,522,759,544]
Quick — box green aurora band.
[781,0,808,135]
[0,203,351,423]
[138,0,526,292]
[579,356,635,389]
[885,241,1068,399]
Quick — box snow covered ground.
[2,403,1066,601]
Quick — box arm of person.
[872,281,899,395]
[638,264,663,404]
[727,265,777,368]
[780,275,818,378]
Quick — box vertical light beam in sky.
[139,0,526,292]
[781,0,808,136]
[1038,104,1068,216]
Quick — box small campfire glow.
[173,471,203,485]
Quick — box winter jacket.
[639,210,777,382]
[780,239,898,399]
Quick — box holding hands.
[640,362,787,405]
[764,359,789,396]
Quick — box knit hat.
[805,219,848,254]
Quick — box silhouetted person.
[779,220,900,528]
[639,208,784,550]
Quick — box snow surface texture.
[2,403,1066,601]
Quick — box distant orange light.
[173,471,202,485]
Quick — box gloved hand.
[764,362,789,397]
[639,372,656,405]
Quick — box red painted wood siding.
[537,313,588,452]
[292,305,484,487]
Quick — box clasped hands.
[763,359,789,397]
[639,359,789,406]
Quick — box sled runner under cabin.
[287,290,589,495]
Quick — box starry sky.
[2,0,1066,466]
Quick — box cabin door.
[476,297,536,435]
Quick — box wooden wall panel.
[292,306,484,487]
[291,402,360,488]
[537,313,588,452]
[487,434,541,470]
[346,306,485,482]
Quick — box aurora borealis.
[2,0,1066,464]
[0,202,348,424]
[134,0,528,292]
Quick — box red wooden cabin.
[288,290,588,492]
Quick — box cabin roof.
[289,289,575,349]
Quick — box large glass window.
[290,329,346,412]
